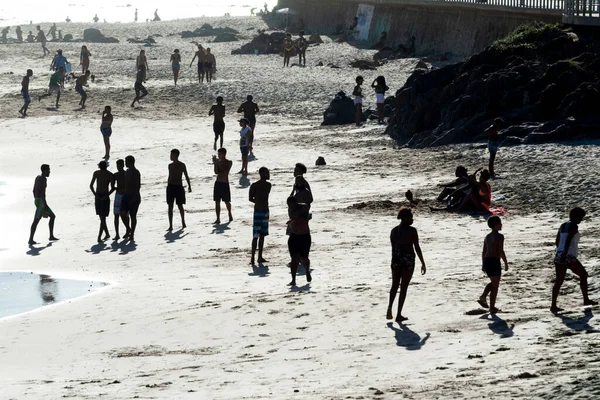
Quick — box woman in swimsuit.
[80,45,92,74]
[353,76,364,126]
[552,207,597,313]
[170,49,181,85]
[456,169,491,213]
[371,76,389,125]
[283,33,293,67]
[387,208,426,323]
[100,106,113,160]
[136,49,149,82]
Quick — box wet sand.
[1,15,599,400]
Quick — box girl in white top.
[352,75,363,126]
[551,207,597,313]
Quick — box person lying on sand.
[29,164,59,244]
[387,207,426,322]
[89,160,115,243]
[551,207,598,313]
[405,190,420,206]
[166,149,191,232]
[478,216,509,313]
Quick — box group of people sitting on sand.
[433,166,493,214]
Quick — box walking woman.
[371,75,389,125]
[100,106,113,160]
[80,45,92,73]
[136,49,149,82]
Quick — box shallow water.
[0,272,108,319]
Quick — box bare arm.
[209,105,214,116]
[108,174,116,196]
[237,104,244,113]
[413,229,426,274]
[499,235,508,270]
[183,164,192,192]
[255,104,260,113]
[213,158,219,174]
[482,240,487,261]
[249,184,256,203]
[89,173,97,196]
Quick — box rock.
[127,37,156,44]
[232,32,286,55]
[321,91,356,126]
[350,59,381,70]
[63,34,73,41]
[181,25,239,39]
[316,61,323,67]
[213,32,239,43]
[415,60,428,70]
[308,34,323,44]
[315,157,326,166]
[83,28,119,43]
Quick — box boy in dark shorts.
[387,208,426,322]
[120,155,141,241]
[28,164,59,245]
[90,160,115,243]
[237,95,259,153]
[238,118,251,175]
[167,149,192,232]
[75,70,91,109]
[131,69,148,108]
[204,48,215,83]
[287,196,312,287]
[189,45,206,83]
[19,69,33,117]
[478,215,508,313]
[112,159,126,240]
[551,207,597,313]
[209,96,226,151]
[213,148,233,224]
[249,167,271,265]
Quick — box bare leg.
[489,151,496,177]
[387,267,401,319]
[251,237,258,265]
[113,215,120,240]
[29,217,41,244]
[103,136,110,159]
[220,134,223,149]
[130,213,137,241]
[355,103,362,125]
[568,261,594,304]
[377,103,384,123]
[289,255,298,286]
[167,204,174,231]
[121,212,131,238]
[225,202,233,222]
[214,201,221,224]
[489,276,501,312]
[258,236,265,262]
[48,214,58,240]
[551,266,566,312]
[55,92,61,108]
[81,93,87,108]
[396,267,415,321]
[177,204,186,228]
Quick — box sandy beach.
[1,16,599,399]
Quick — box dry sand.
[1,16,599,400]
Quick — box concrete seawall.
[277,0,562,57]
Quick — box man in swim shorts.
[249,167,271,266]
[131,68,148,107]
[38,66,64,108]
[166,149,192,232]
[189,45,206,83]
[19,69,33,117]
[120,155,141,241]
[29,164,59,245]
[213,148,233,224]
[204,48,216,83]
[90,160,115,243]
[238,95,260,153]
[209,96,226,151]
[238,118,251,175]
[112,159,126,240]
[287,196,312,286]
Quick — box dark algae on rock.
[386,23,600,148]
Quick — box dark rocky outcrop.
[213,32,239,43]
[127,37,156,44]
[386,24,600,147]
[231,32,287,55]
[180,24,239,39]
[83,28,119,43]
[321,92,357,126]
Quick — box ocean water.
[0,0,277,26]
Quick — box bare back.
[390,224,417,253]
[33,175,46,199]
[168,161,186,185]
[484,232,504,258]
[94,170,113,193]
[249,180,271,212]
[215,159,232,182]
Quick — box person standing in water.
[213,148,233,224]
[371,76,389,125]
[387,207,426,322]
[120,155,141,241]
[36,26,49,57]
[204,48,216,83]
[478,216,509,313]
[170,49,181,85]
[136,49,149,82]
[80,45,92,74]
[552,207,598,313]
[131,68,148,107]
[112,159,126,240]
[249,167,271,266]
[19,69,33,117]
[209,96,226,151]
[166,149,192,232]
[28,164,59,245]
[352,75,364,126]
[90,160,115,243]
[486,117,503,179]
[296,31,307,67]
[38,66,64,108]
[100,106,113,159]
[283,33,293,67]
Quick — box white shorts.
[376,93,385,104]
[354,96,362,105]
[114,193,123,215]
[49,85,61,94]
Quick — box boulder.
[308,34,323,44]
[83,28,119,43]
[350,59,381,70]
[181,25,239,39]
[315,157,326,166]
[321,92,356,126]
[213,32,239,43]
[63,34,73,41]
[232,32,286,55]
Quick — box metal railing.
[434,0,564,10]
[564,0,600,16]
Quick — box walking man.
[112,159,126,240]
[19,69,33,117]
[213,148,233,224]
[209,96,225,151]
[120,155,141,241]
[167,149,192,231]
[28,164,59,244]
[89,160,115,243]
[249,167,271,265]
[237,95,260,153]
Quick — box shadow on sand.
[117,240,137,255]
[212,222,231,234]
[238,176,251,188]
[290,284,310,292]
[26,242,53,256]
[480,313,515,338]
[165,229,188,243]
[387,322,430,350]
[86,242,112,254]
[248,263,270,277]
[556,309,599,333]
